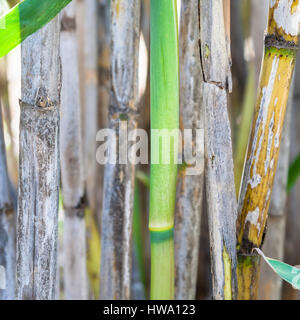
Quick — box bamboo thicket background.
[0,0,300,300]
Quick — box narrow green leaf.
[287,153,300,191]
[256,248,300,291]
[0,0,72,58]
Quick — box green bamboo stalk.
[149,0,179,300]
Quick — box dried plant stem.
[200,0,237,300]
[60,1,87,300]
[17,17,60,300]
[237,0,300,300]
[100,0,141,300]
[174,0,204,300]
[258,82,293,299]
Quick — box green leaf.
[287,153,300,191]
[0,0,72,58]
[256,248,300,291]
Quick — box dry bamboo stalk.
[174,0,204,300]
[100,0,140,300]
[200,0,238,300]
[258,79,293,300]
[82,0,99,223]
[95,0,110,229]
[16,17,61,300]
[97,0,111,134]
[237,0,300,300]
[84,0,102,299]
[60,1,87,300]
[76,0,102,298]
[0,101,15,300]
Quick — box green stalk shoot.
[149,0,179,300]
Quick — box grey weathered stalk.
[174,0,204,300]
[17,17,60,300]
[258,86,292,299]
[82,0,99,222]
[60,1,87,300]
[100,0,141,300]
[200,0,237,299]
[94,0,110,231]
[0,102,15,300]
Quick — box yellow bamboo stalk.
[236,0,300,299]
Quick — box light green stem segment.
[149,0,179,299]
[150,229,174,300]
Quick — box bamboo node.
[265,34,298,51]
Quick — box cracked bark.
[100,0,141,300]
[174,0,204,300]
[200,0,238,300]
[16,17,60,300]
